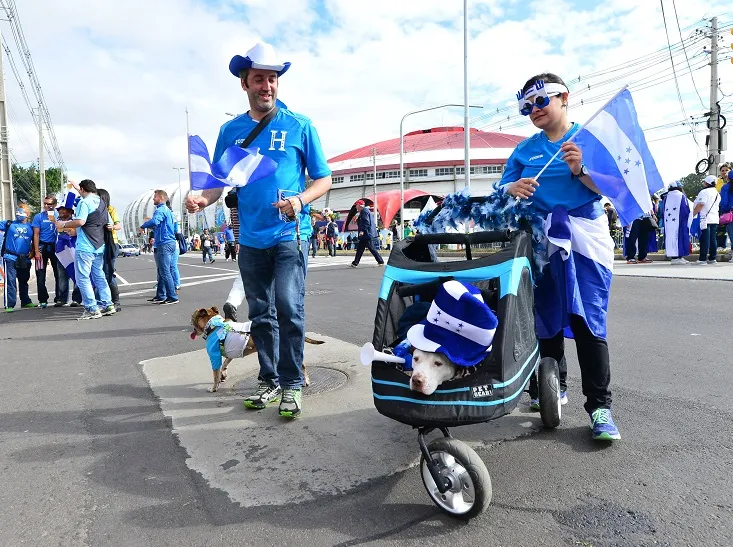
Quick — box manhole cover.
[233,366,348,396]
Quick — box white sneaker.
[707,259,718,265]
[670,258,688,265]
[694,260,707,265]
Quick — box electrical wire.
[672,0,707,107]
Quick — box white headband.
[516,80,569,115]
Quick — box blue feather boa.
[413,184,549,274]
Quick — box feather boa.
[413,184,549,273]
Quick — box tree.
[679,171,705,199]
[11,164,63,212]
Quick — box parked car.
[119,243,141,257]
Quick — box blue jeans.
[170,247,180,288]
[309,237,318,258]
[57,263,81,304]
[725,222,733,248]
[75,251,111,312]
[202,246,213,263]
[154,240,178,301]
[238,239,305,389]
[699,224,719,261]
[3,257,31,308]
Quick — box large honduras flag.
[188,135,277,191]
[535,204,615,340]
[573,88,664,227]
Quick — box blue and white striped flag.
[573,88,664,226]
[188,135,277,191]
[56,232,76,283]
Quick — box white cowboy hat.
[229,42,291,78]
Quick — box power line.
[0,0,66,173]
[671,0,707,107]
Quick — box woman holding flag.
[501,72,620,441]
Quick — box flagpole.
[185,106,193,236]
[532,84,629,182]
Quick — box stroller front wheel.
[419,438,492,519]
[538,357,561,428]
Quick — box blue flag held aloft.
[188,135,278,191]
[572,88,664,226]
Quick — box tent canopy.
[343,189,443,230]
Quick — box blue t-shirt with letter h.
[213,108,331,249]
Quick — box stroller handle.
[413,230,512,245]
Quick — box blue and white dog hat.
[229,42,291,78]
[407,280,498,367]
[56,191,78,211]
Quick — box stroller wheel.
[419,438,492,519]
[538,357,561,428]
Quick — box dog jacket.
[202,315,252,370]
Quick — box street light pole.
[463,0,471,193]
[399,103,483,238]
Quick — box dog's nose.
[411,375,423,388]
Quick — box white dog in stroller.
[397,280,498,395]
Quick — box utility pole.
[37,104,46,198]
[463,0,470,193]
[707,16,720,177]
[372,147,378,230]
[0,29,13,220]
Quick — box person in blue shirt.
[140,189,178,305]
[31,194,60,308]
[0,203,36,311]
[350,200,384,267]
[166,200,181,290]
[501,72,620,441]
[56,179,115,320]
[223,223,236,262]
[186,42,332,418]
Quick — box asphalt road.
[0,251,731,546]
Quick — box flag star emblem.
[617,155,622,161]
[626,146,632,153]
[433,317,440,323]
[625,158,631,164]
[457,323,463,329]
[635,160,641,167]
[436,310,441,316]
[624,169,630,175]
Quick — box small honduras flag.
[406,280,498,367]
[188,135,278,191]
[571,87,664,226]
[55,190,80,283]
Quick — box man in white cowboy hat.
[185,41,332,418]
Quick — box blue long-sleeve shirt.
[720,183,733,214]
[140,204,175,247]
[357,209,376,240]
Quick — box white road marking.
[116,273,236,288]
[118,274,238,297]
[115,273,130,285]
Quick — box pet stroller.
[369,228,561,519]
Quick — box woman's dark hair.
[79,179,97,193]
[97,188,110,206]
[522,73,568,94]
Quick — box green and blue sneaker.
[279,388,302,418]
[243,382,281,410]
[21,303,38,309]
[4,307,13,313]
[590,408,621,441]
[530,398,540,411]
[560,390,568,405]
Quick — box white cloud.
[2,0,732,213]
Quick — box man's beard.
[251,91,275,112]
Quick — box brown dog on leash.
[190,306,323,392]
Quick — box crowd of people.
[607,163,733,265]
[1,180,123,318]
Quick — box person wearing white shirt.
[693,175,721,265]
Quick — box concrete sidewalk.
[142,334,542,508]
[613,257,733,281]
